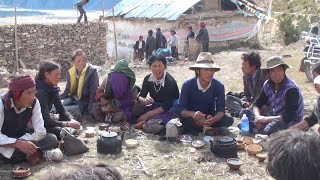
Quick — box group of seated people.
[1,49,319,166]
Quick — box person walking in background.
[74,0,89,23]
[155,24,167,50]
[166,30,178,59]
[185,25,195,58]
[144,30,156,63]
[133,36,145,62]
[196,22,209,52]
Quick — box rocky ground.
[0,41,318,180]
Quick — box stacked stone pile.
[0,22,107,74]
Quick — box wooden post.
[14,6,19,72]
[102,0,104,22]
[112,3,118,61]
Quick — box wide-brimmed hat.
[262,56,290,70]
[155,24,161,29]
[189,52,221,71]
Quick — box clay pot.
[98,123,109,130]
[246,144,262,155]
[12,167,31,178]
[236,140,245,150]
[256,153,267,162]
[242,136,253,145]
[85,130,95,138]
[227,158,242,170]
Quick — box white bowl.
[192,140,205,148]
[125,139,138,148]
[108,126,121,132]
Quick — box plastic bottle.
[240,114,249,136]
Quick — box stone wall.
[0,22,107,73]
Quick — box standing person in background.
[155,24,167,50]
[133,36,145,62]
[185,25,195,58]
[61,49,99,122]
[145,30,156,63]
[74,0,89,23]
[166,30,178,59]
[196,22,209,52]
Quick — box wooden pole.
[102,0,104,22]
[112,3,118,61]
[14,6,19,73]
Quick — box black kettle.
[210,136,237,158]
[97,131,124,154]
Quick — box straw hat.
[262,56,290,70]
[189,52,221,71]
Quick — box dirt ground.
[0,41,318,180]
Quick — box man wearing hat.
[0,75,58,164]
[252,56,304,135]
[133,36,145,62]
[155,24,167,50]
[196,22,209,52]
[177,52,234,134]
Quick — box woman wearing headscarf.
[36,60,81,139]
[95,59,138,123]
[133,55,179,134]
[60,49,99,121]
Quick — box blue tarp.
[105,0,201,21]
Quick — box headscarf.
[4,75,35,107]
[200,22,206,28]
[105,59,135,99]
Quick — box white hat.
[314,75,320,85]
[189,52,221,71]
[155,24,161,29]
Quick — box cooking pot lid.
[101,131,117,137]
[217,136,234,143]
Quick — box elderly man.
[252,56,304,135]
[226,52,268,120]
[0,75,58,164]
[133,36,145,62]
[177,52,234,134]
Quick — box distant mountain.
[0,0,121,10]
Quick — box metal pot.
[210,136,237,158]
[97,131,124,154]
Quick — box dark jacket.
[156,30,167,49]
[61,64,99,114]
[36,80,71,129]
[241,69,268,105]
[145,35,156,53]
[134,40,145,51]
[196,27,209,42]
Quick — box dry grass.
[0,41,317,180]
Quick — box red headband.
[9,75,35,93]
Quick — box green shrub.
[278,15,310,45]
